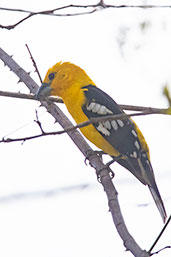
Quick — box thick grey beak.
[36,83,52,100]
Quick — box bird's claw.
[84,150,107,165]
[96,165,115,183]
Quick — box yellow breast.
[62,86,120,157]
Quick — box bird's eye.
[48,72,55,80]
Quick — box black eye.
[48,72,55,80]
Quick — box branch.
[148,215,171,255]
[0,89,170,114]
[150,246,171,256]
[25,44,42,83]
[1,109,170,144]
[0,87,170,144]
[1,2,171,29]
[0,47,153,257]
[0,90,63,103]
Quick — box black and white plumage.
[82,85,167,222]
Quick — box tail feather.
[117,156,167,223]
[148,186,167,223]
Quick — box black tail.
[117,157,167,223]
[148,185,167,223]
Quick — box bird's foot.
[96,167,115,183]
[96,155,122,182]
[84,150,107,165]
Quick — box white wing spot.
[130,151,138,158]
[97,105,113,115]
[134,140,140,150]
[117,119,124,127]
[111,120,118,131]
[86,102,96,111]
[97,105,106,114]
[131,129,137,137]
[142,153,146,158]
[87,102,113,115]
[97,123,110,136]
[92,103,101,113]
[146,160,150,165]
[104,121,111,130]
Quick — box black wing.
[82,84,142,158]
[81,85,167,222]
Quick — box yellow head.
[36,62,95,99]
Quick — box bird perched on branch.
[36,62,167,222]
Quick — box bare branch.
[25,44,42,83]
[0,12,35,30]
[0,46,154,257]
[1,3,171,29]
[0,90,63,103]
[0,48,38,94]
[0,109,168,144]
[150,246,171,256]
[148,215,171,255]
[34,110,45,134]
[0,3,100,29]
[0,89,170,114]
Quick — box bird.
[36,61,167,222]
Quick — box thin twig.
[34,110,45,134]
[0,90,63,102]
[0,89,170,114]
[1,3,171,15]
[1,3,171,29]
[25,44,42,83]
[0,13,35,30]
[150,246,171,256]
[0,109,166,144]
[148,215,171,255]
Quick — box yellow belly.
[80,123,120,156]
[65,100,119,156]
[62,86,120,156]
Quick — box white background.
[0,1,171,256]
